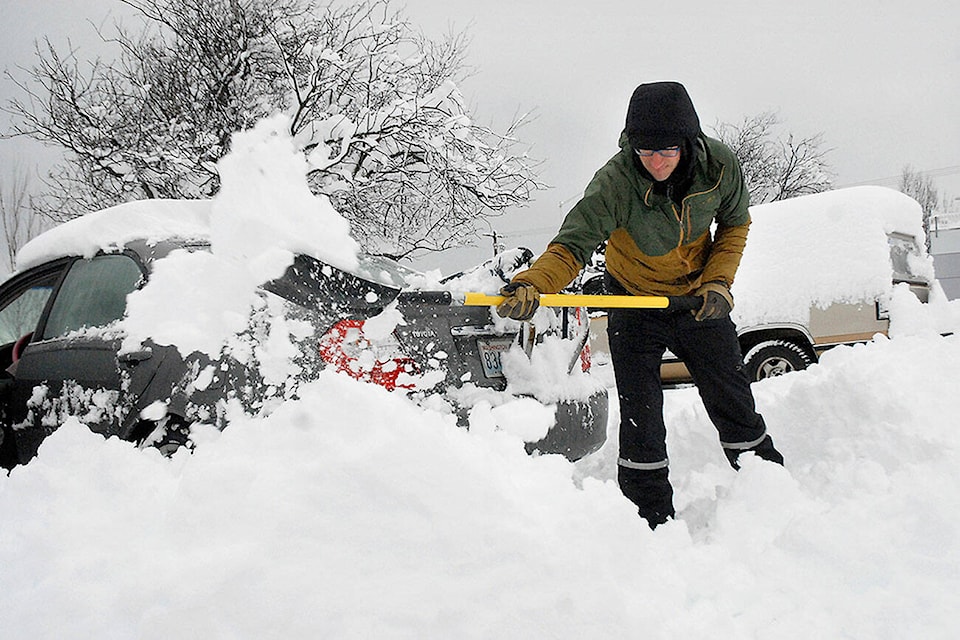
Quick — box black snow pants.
[605,278,782,527]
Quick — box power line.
[837,165,960,188]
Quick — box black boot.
[724,434,784,470]
[618,465,675,529]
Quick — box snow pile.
[732,186,933,326]
[2,321,959,638]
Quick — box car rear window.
[42,254,144,338]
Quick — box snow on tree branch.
[4,0,544,260]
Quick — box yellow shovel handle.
[462,292,682,309]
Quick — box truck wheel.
[743,340,813,382]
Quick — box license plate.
[476,338,513,378]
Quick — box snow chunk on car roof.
[15,199,214,272]
[15,115,361,278]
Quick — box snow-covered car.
[0,201,607,470]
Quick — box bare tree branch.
[899,165,939,251]
[712,111,833,204]
[0,164,47,273]
[5,0,540,259]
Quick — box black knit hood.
[624,82,701,198]
[625,82,701,151]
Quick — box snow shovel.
[265,253,702,326]
[458,292,703,311]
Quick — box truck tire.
[743,340,813,382]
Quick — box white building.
[931,211,960,300]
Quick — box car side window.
[0,281,58,344]
[42,254,144,339]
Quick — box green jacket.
[515,133,751,297]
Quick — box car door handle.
[119,349,153,364]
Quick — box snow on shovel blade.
[263,253,403,323]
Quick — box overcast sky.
[1,0,957,271]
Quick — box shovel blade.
[263,254,403,324]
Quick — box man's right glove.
[694,281,734,321]
[496,282,540,321]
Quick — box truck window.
[887,232,927,284]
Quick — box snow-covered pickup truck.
[587,186,936,382]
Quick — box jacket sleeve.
[511,243,584,294]
[700,220,749,287]
[702,146,751,286]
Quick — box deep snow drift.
[2,117,960,639]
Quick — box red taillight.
[318,319,418,391]
[579,342,592,372]
[572,306,592,372]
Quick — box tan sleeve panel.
[700,221,749,287]
[511,243,583,294]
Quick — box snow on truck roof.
[732,185,932,326]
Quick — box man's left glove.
[496,282,540,321]
[694,281,734,321]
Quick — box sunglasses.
[635,146,681,158]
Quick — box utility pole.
[482,230,504,256]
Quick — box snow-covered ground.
[2,117,960,639]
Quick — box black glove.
[496,282,540,321]
[694,281,733,321]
